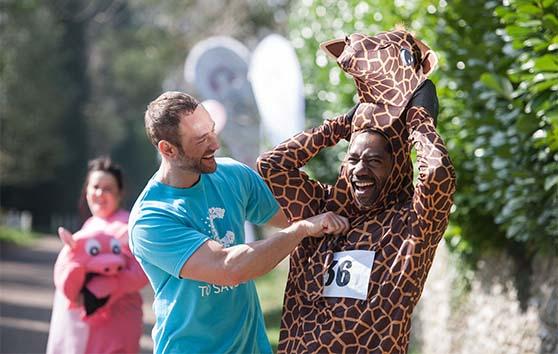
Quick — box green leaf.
[530,91,553,113]
[516,4,543,15]
[516,114,539,133]
[480,73,514,100]
[530,78,558,94]
[505,25,533,38]
[534,55,558,71]
[517,20,542,28]
[523,37,544,47]
[542,14,558,32]
[544,175,558,191]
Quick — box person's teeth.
[355,181,374,188]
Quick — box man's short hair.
[144,91,199,148]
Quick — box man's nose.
[209,132,220,151]
[353,160,366,175]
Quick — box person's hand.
[344,103,360,125]
[338,103,360,141]
[407,79,439,127]
[57,262,86,304]
[294,211,350,238]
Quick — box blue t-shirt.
[129,158,279,354]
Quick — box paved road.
[0,236,155,354]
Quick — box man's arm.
[407,106,456,243]
[265,208,290,229]
[257,106,356,221]
[180,212,349,286]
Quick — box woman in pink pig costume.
[47,157,148,354]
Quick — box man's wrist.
[284,221,307,241]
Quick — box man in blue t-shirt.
[129,91,350,354]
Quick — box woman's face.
[86,170,122,219]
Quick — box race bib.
[322,250,375,300]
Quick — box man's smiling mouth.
[354,180,375,188]
[353,176,377,190]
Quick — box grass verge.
[0,226,38,246]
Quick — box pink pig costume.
[47,210,148,354]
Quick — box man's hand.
[293,211,350,238]
[407,79,439,126]
[337,103,360,141]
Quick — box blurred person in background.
[47,156,148,354]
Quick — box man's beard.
[176,150,217,174]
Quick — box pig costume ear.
[58,227,76,248]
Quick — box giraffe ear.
[414,38,438,76]
[421,50,438,76]
[320,38,345,60]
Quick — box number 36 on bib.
[322,250,375,300]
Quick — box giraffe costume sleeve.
[407,106,455,244]
[257,107,355,221]
[258,29,456,354]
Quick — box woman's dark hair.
[78,156,125,223]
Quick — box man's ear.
[320,38,345,60]
[158,140,178,159]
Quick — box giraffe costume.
[257,29,456,353]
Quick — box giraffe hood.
[321,29,438,106]
[321,29,437,215]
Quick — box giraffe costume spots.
[257,29,456,353]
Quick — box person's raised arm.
[257,105,357,221]
[407,104,456,243]
[180,212,349,286]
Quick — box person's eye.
[365,158,381,166]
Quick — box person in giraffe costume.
[257,29,456,353]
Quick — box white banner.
[185,37,260,166]
[249,34,305,148]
